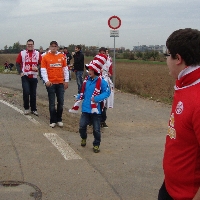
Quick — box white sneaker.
[57,122,63,127]
[32,111,38,116]
[49,123,56,128]
[24,110,30,115]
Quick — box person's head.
[39,48,43,53]
[63,47,68,53]
[165,28,200,79]
[59,47,63,53]
[75,45,81,52]
[87,53,107,77]
[106,48,109,55]
[88,68,98,79]
[99,47,106,55]
[26,39,34,51]
[49,41,58,54]
[46,48,49,52]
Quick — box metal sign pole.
[113,36,116,88]
[108,15,121,88]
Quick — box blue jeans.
[79,112,101,146]
[75,71,83,94]
[21,75,38,111]
[101,107,107,122]
[69,70,71,80]
[46,84,65,124]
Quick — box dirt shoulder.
[0,75,171,199]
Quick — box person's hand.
[32,66,38,71]
[45,81,52,87]
[91,97,95,103]
[20,72,24,77]
[64,82,68,90]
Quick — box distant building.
[133,45,166,53]
[109,47,125,53]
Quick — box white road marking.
[0,100,40,125]
[43,133,82,160]
[0,99,80,160]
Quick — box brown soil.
[0,86,89,134]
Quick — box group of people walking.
[13,27,200,199]
[15,39,113,153]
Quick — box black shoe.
[81,139,86,147]
[93,146,100,153]
[101,122,108,128]
[31,111,38,116]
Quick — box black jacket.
[65,52,72,65]
[73,51,84,71]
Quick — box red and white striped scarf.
[21,49,39,78]
[69,76,102,114]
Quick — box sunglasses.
[164,53,171,57]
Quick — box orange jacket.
[41,52,67,84]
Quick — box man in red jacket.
[158,28,200,200]
[16,39,41,116]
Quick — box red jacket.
[163,68,200,199]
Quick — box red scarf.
[69,76,102,113]
[176,67,200,88]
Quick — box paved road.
[0,73,171,200]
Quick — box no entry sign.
[108,16,121,30]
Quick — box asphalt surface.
[0,73,171,200]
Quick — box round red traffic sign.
[108,16,121,30]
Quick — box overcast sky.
[0,0,200,50]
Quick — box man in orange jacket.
[41,41,69,128]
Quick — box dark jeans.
[158,182,173,200]
[21,76,38,111]
[46,84,65,124]
[38,66,42,79]
[75,71,83,94]
[69,70,71,80]
[101,107,107,122]
[79,112,101,146]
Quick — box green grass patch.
[0,65,17,74]
[115,58,167,65]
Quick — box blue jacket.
[78,76,110,114]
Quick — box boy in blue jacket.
[69,49,110,153]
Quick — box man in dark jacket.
[72,45,84,95]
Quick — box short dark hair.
[99,47,106,53]
[166,28,200,66]
[59,47,63,50]
[27,39,34,44]
[75,45,81,50]
[64,47,68,49]
[50,41,58,46]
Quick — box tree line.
[1,41,164,61]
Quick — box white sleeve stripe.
[41,68,49,83]
[63,66,69,82]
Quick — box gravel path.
[0,73,171,199]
